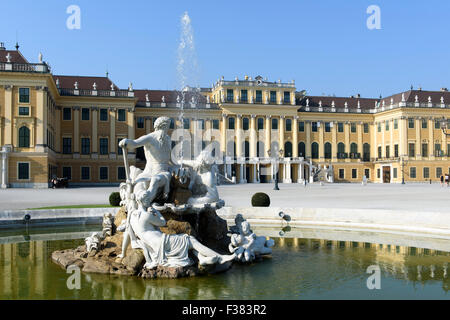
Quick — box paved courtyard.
[0,183,450,212]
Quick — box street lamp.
[268,148,284,190]
[400,155,407,184]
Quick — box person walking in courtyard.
[440,174,444,187]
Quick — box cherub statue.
[229,214,274,263]
[102,212,114,237]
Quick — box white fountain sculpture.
[85,232,103,254]
[228,214,274,263]
[116,116,236,269]
[102,212,114,237]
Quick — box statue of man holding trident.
[119,116,173,209]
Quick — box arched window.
[363,143,371,161]
[350,143,358,154]
[298,142,305,157]
[311,142,319,159]
[19,126,30,148]
[324,142,332,159]
[337,142,345,159]
[284,142,292,158]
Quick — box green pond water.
[0,225,448,300]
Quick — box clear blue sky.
[1,0,450,98]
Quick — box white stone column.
[252,163,257,183]
[297,162,304,183]
[1,147,10,189]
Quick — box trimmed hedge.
[251,192,270,207]
[109,192,121,207]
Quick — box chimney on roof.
[0,42,5,50]
[351,93,361,98]
[441,88,448,92]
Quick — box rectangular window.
[410,167,416,179]
[339,169,345,179]
[258,118,264,130]
[270,91,277,103]
[435,144,442,156]
[99,138,108,155]
[272,118,278,130]
[19,106,29,116]
[118,109,126,121]
[394,144,399,158]
[364,169,370,179]
[255,90,262,103]
[226,89,234,102]
[117,167,126,180]
[408,118,414,129]
[117,138,123,155]
[377,168,381,179]
[99,167,108,180]
[393,168,398,179]
[394,119,398,129]
[422,144,428,157]
[62,138,72,154]
[422,119,427,129]
[100,108,108,121]
[408,143,415,157]
[377,123,381,132]
[198,119,205,130]
[169,118,175,129]
[352,169,357,179]
[63,108,72,120]
[436,167,443,178]
[81,167,90,180]
[242,118,249,131]
[18,162,29,180]
[312,122,318,132]
[81,108,90,121]
[285,119,292,132]
[227,118,234,130]
[423,167,430,179]
[284,91,290,103]
[435,120,441,129]
[184,118,190,129]
[212,119,219,130]
[81,138,90,155]
[19,88,30,103]
[325,122,331,133]
[351,123,356,133]
[338,123,344,133]
[299,121,305,132]
[62,167,72,180]
[378,146,382,158]
[364,123,369,133]
[241,90,248,102]
[386,145,390,158]
[385,121,389,131]
[137,117,144,129]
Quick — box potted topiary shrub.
[109,192,121,207]
[251,192,270,207]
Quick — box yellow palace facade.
[2,44,450,187]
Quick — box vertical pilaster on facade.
[344,122,350,162]
[332,121,337,161]
[145,117,151,134]
[279,116,285,154]
[221,114,227,154]
[415,118,421,159]
[390,120,394,159]
[305,121,311,158]
[55,107,61,153]
[0,117,3,147]
[92,107,98,158]
[127,109,135,141]
[442,129,448,158]
[4,85,13,146]
[428,117,434,160]
[73,106,80,156]
[109,108,116,158]
[357,122,363,156]
[35,87,48,152]
[30,121,35,148]
[1,147,10,188]
[250,115,257,158]
[265,116,271,157]
[381,121,385,157]
[236,115,243,158]
[297,162,304,183]
[319,121,324,160]
[371,121,377,161]
[293,116,299,157]
[400,117,407,158]
[12,119,18,147]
